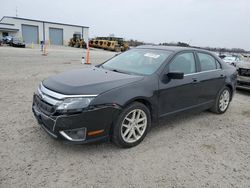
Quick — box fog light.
[60,128,86,141]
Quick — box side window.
[169,53,196,75]
[197,53,217,71]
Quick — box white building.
[0,16,89,45]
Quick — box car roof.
[136,45,211,53]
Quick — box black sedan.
[10,38,25,48]
[32,46,237,148]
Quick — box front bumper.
[32,96,121,144]
[237,75,250,90]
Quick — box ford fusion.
[32,46,237,148]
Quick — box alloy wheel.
[219,90,230,112]
[121,109,147,143]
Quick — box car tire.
[210,86,231,114]
[112,102,151,148]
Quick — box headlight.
[56,97,94,114]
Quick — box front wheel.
[210,86,231,114]
[112,102,151,148]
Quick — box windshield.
[224,56,237,61]
[101,49,171,75]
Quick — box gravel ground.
[0,46,250,188]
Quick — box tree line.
[159,42,249,53]
[125,39,249,54]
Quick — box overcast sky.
[1,0,250,50]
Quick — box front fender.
[91,75,159,121]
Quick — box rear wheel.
[210,86,231,114]
[112,102,151,148]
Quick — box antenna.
[15,7,17,17]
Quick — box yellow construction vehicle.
[89,37,129,52]
[68,34,86,48]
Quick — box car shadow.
[46,110,212,155]
[236,89,250,96]
[150,110,210,133]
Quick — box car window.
[197,53,217,71]
[102,49,171,75]
[224,56,236,61]
[169,52,196,75]
[235,57,240,61]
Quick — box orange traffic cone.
[85,47,91,65]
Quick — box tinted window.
[198,53,217,71]
[169,53,196,75]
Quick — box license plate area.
[33,106,55,132]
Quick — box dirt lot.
[0,46,250,188]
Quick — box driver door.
[158,51,200,117]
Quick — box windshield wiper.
[99,65,134,75]
[110,69,128,74]
[111,68,141,75]
[98,64,104,68]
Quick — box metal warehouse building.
[0,16,89,45]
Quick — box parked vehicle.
[89,37,129,52]
[218,54,227,59]
[10,38,25,48]
[223,56,242,67]
[32,46,237,148]
[68,34,86,48]
[236,61,250,90]
[2,36,13,44]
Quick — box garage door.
[49,28,63,45]
[22,25,38,44]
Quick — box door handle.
[192,78,199,83]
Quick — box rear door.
[158,51,201,117]
[194,52,225,104]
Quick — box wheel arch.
[225,84,233,101]
[123,97,156,122]
[110,97,153,147]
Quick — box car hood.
[237,62,250,69]
[42,67,143,95]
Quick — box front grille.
[239,68,250,77]
[34,95,55,115]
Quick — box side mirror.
[167,72,184,79]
